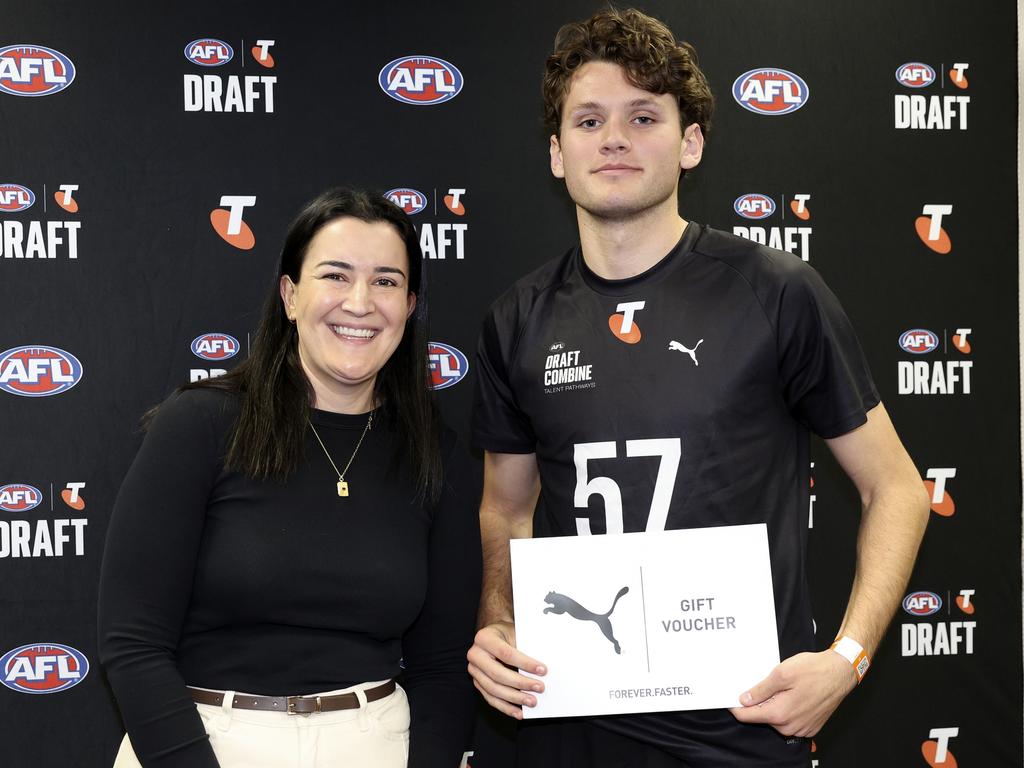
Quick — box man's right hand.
[467,621,547,719]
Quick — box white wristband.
[831,636,870,683]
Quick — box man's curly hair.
[542,8,714,138]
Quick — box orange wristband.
[830,636,870,683]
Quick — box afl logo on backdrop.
[0,346,83,397]
[385,188,428,215]
[0,484,43,513]
[0,183,35,212]
[427,342,469,390]
[184,38,234,67]
[191,333,239,361]
[1,643,89,694]
[895,62,935,88]
[0,45,76,97]
[903,591,942,616]
[899,329,939,355]
[732,68,809,115]
[379,56,463,105]
[733,193,776,219]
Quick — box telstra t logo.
[53,184,79,213]
[609,301,645,344]
[921,727,958,767]
[210,196,256,250]
[916,205,952,253]
[251,40,275,69]
[924,467,956,516]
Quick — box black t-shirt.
[98,387,481,768]
[473,223,878,766]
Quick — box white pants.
[113,680,409,768]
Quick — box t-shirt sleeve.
[97,391,223,768]
[401,431,482,768]
[774,259,880,438]
[472,295,537,453]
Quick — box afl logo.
[0,44,76,97]
[732,68,809,115]
[895,62,935,89]
[0,346,83,397]
[427,342,469,390]
[191,333,239,361]
[0,183,35,213]
[184,38,234,67]
[379,56,463,105]
[385,188,428,215]
[898,329,939,355]
[1,643,89,694]
[734,193,776,219]
[0,483,43,513]
[902,591,942,616]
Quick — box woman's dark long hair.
[185,187,441,503]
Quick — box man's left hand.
[729,650,858,738]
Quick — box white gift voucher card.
[510,524,780,719]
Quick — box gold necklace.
[308,411,374,497]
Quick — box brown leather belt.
[188,679,396,715]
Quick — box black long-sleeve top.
[98,388,481,767]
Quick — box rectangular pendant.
[337,480,349,497]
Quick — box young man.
[468,8,930,767]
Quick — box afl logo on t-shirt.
[427,342,468,390]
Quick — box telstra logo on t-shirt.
[608,301,645,344]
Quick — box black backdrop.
[0,2,1020,766]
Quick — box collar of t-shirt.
[576,221,703,297]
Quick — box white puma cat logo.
[669,339,703,366]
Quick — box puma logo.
[669,339,703,366]
[543,587,629,654]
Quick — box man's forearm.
[478,505,531,627]
[836,476,931,655]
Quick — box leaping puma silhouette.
[543,586,630,653]
[669,339,703,366]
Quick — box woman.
[98,188,481,768]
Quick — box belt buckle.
[286,695,322,715]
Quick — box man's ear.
[680,124,704,171]
[550,134,565,179]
